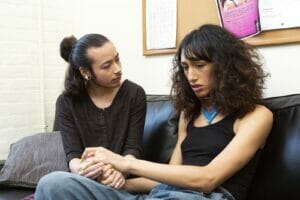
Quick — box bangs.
[182,36,212,62]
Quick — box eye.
[101,62,112,69]
[196,64,205,68]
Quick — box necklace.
[201,104,218,125]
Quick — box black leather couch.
[0,94,300,200]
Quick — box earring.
[85,75,91,81]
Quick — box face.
[223,0,237,10]
[86,41,122,88]
[180,51,214,99]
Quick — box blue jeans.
[35,171,235,200]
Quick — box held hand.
[78,157,104,179]
[82,147,130,173]
[97,164,125,189]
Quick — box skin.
[223,0,246,11]
[80,52,273,193]
[69,41,134,189]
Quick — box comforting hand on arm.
[80,148,136,189]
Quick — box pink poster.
[217,0,260,39]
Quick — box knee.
[35,171,74,199]
[38,171,70,188]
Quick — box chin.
[195,91,209,99]
[111,81,121,88]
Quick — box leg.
[35,171,145,200]
[146,184,235,200]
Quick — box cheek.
[203,72,214,86]
[93,71,110,82]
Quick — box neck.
[200,97,214,110]
[87,82,119,98]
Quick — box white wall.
[258,44,300,97]
[0,0,299,160]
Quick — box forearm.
[87,147,215,192]
[126,157,213,192]
[124,177,159,193]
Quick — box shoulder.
[55,93,77,111]
[171,111,188,142]
[123,79,146,97]
[56,93,71,104]
[239,104,273,124]
[124,80,145,91]
[234,104,273,144]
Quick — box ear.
[79,67,91,79]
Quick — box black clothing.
[53,80,146,164]
[181,114,261,200]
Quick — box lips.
[112,76,122,82]
[191,84,203,92]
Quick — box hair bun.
[60,35,77,62]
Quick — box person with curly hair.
[35,24,273,200]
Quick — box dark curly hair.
[171,24,268,120]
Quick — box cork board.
[142,0,300,56]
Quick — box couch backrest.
[142,95,178,163]
[247,94,300,200]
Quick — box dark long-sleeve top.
[53,80,147,164]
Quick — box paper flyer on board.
[216,0,300,39]
[216,0,260,39]
[259,0,300,31]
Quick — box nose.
[113,61,121,74]
[187,67,197,83]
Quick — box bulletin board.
[142,0,300,56]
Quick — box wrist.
[124,155,135,173]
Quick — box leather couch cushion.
[142,95,178,163]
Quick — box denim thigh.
[35,171,146,200]
[146,184,235,200]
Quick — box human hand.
[97,164,125,189]
[78,157,104,179]
[81,147,130,173]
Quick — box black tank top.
[181,114,261,200]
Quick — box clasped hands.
[78,147,130,189]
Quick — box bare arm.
[124,178,159,193]
[123,112,188,193]
[83,105,273,193]
[169,112,188,165]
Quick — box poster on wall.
[216,0,300,39]
[216,0,260,39]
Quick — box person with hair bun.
[35,34,146,195]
